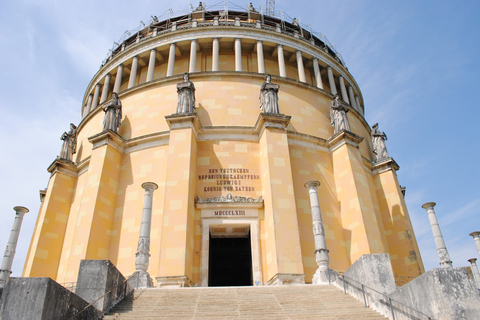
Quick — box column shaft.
[146,49,156,82]
[277,45,286,77]
[100,74,111,103]
[313,58,323,89]
[339,76,349,104]
[348,86,357,111]
[305,182,328,268]
[468,259,480,290]
[91,84,101,111]
[256,40,265,73]
[327,67,337,95]
[189,39,197,73]
[128,56,139,88]
[296,51,306,82]
[86,94,93,113]
[422,202,452,268]
[167,43,176,76]
[212,38,219,71]
[355,96,363,114]
[0,207,28,287]
[235,38,242,71]
[113,64,123,93]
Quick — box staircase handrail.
[67,271,140,320]
[340,274,434,320]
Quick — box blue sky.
[0,0,479,279]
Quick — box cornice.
[371,157,400,175]
[327,130,364,153]
[88,130,125,152]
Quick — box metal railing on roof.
[101,1,347,69]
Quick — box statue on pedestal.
[59,123,77,162]
[196,2,205,11]
[330,93,350,134]
[247,3,256,12]
[371,123,389,161]
[103,92,122,133]
[260,75,280,114]
[176,73,196,114]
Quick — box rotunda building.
[23,6,424,287]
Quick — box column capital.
[304,180,320,189]
[141,182,158,191]
[469,231,480,238]
[421,202,436,210]
[13,206,29,215]
[468,258,477,263]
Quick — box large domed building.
[22,5,424,288]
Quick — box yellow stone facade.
[23,10,424,286]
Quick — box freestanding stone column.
[91,84,101,111]
[128,56,139,88]
[296,51,306,82]
[277,44,286,77]
[348,86,357,111]
[256,40,265,74]
[135,182,158,287]
[212,38,219,71]
[468,258,480,290]
[189,39,197,73]
[167,43,176,76]
[113,64,124,93]
[327,67,337,95]
[421,202,452,268]
[339,76,349,104]
[0,206,29,288]
[469,231,480,257]
[86,93,93,113]
[146,49,157,82]
[304,181,335,284]
[234,38,242,71]
[313,58,323,89]
[100,74,111,103]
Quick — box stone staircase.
[103,285,387,319]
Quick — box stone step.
[103,285,387,320]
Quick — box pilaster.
[62,131,124,281]
[372,158,425,277]
[328,130,385,264]
[22,159,78,279]
[156,113,199,287]
[258,113,305,285]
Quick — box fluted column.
[305,181,334,284]
[135,182,158,287]
[327,67,337,95]
[100,74,111,103]
[91,84,101,111]
[313,58,323,89]
[167,43,176,76]
[235,38,242,71]
[277,44,286,77]
[128,56,139,88]
[0,206,28,288]
[86,93,93,113]
[422,202,452,268]
[113,64,124,93]
[146,49,156,82]
[469,231,480,257]
[339,76,349,104]
[348,86,357,111]
[189,39,197,73]
[212,38,219,71]
[468,258,480,290]
[256,40,265,74]
[296,51,306,82]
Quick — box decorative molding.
[196,193,263,204]
[47,159,78,178]
[266,273,305,286]
[371,157,400,175]
[88,130,125,152]
[165,113,202,137]
[327,130,364,153]
[155,275,194,288]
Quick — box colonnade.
[82,36,364,118]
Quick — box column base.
[156,275,195,288]
[312,267,338,285]
[135,270,154,288]
[266,273,305,286]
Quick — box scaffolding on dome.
[101,1,347,69]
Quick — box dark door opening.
[208,232,253,286]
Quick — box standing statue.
[196,2,205,11]
[59,123,77,162]
[330,93,350,134]
[259,75,280,114]
[371,123,389,161]
[176,73,196,114]
[103,92,122,133]
[247,2,256,12]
